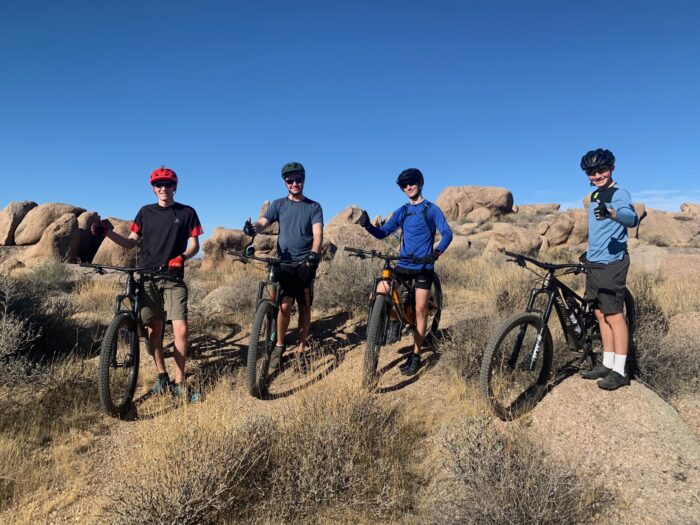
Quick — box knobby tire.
[99,312,139,418]
[479,312,553,421]
[247,300,277,399]
[364,294,389,390]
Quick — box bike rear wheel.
[99,312,140,418]
[247,300,277,399]
[363,294,389,390]
[479,312,553,421]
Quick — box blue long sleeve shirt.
[365,200,453,270]
[587,185,638,263]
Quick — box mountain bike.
[81,263,168,418]
[479,251,635,421]
[344,247,442,390]
[228,248,303,399]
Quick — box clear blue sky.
[1,0,699,237]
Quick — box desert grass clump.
[439,314,498,380]
[72,277,120,318]
[263,386,414,521]
[106,415,274,525]
[314,252,379,312]
[423,416,607,524]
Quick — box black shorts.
[279,264,316,307]
[394,267,434,290]
[585,253,630,315]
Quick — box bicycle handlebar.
[504,251,605,272]
[226,249,299,268]
[80,262,167,274]
[344,246,434,265]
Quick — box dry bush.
[72,277,120,317]
[0,358,101,511]
[314,253,380,312]
[262,386,413,522]
[423,416,607,524]
[106,414,274,525]
[439,314,498,380]
[651,275,700,317]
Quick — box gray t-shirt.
[264,197,323,262]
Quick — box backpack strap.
[398,201,436,255]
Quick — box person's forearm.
[366,223,389,239]
[311,234,322,254]
[105,230,138,249]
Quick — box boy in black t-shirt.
[92,166,203,401]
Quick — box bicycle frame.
[369,262,416,328]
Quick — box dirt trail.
[14,306,700,525]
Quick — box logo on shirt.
[174,218,180,224]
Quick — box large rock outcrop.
[435,186,514,221]
[201,227,251,268]
[483,223,542,255]
[637,209,694,246]
[91,218,137,267]
[324,205,388,252]
[14,203,86,245]
[19,213,80,264]
[77,211,102,263]
[0,201,37,245]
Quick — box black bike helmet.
[281,162,305,178]
[396,168,424,188]
[580,149,615,173]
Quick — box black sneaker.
[597,371,630,390]
[580,364,612,380]
[401,353,421,376]
[385,320,401,344]
[269,345,285,371]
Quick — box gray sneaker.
[171,382,201,403]
[150,374,171,394]
[597,371,630,390]
[269,345,286,371]
[580,364,612,380]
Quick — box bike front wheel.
[247,300,277,399]
[99,312,140,418]
[363,294,389,390]
[479,312,553,421]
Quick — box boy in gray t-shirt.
[245,162,324,372]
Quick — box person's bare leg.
[277,298,294,346]
[595,309,615,354]
[413,288,430,354]
[171,320,189,384]
[297,303,311,353]
[604,312,629,356]
[148,319,167,375]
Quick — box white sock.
[613,354,627,377]
[602,351,615,369]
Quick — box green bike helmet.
[281,162,305,178]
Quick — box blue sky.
[1,0,699,238]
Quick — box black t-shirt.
[130,203,203,269]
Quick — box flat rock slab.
[526,377,700,525]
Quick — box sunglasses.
[586,166,611,176]
[400,181,419,189]
[285,178,304,185]
[153,181,175,189]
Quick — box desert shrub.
[25,260,74,293]
[646,235,670,247]
[106,416,274,525]
[424,416,607,524]
[262,387,413,521]
[439,314,498,380]
[314,253,379,312]
[72,277,120,318]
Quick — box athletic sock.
[602,351,615,369]
[612,354,627,377]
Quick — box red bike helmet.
[150,166,178,186]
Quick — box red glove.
[168,254,185,272]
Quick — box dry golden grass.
[73,277,120,317]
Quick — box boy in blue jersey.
[578,149,638,390]
[244,162,323,371]
[358,168,453,376]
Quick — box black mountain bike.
[81,263,167,418]
[479,251,635,421]
[228,248,302,399]
[345,247,442,390]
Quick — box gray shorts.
[585,253,630,315]
[140,278,188,325]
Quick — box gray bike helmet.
[281,162,305,178]
[580,149,615,173]
[396,168,424,188]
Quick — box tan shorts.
[140,278,188,325]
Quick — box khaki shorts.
[140,278,188,325]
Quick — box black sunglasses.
[285,177,304,185]
[400,180,419,189]
[153,181,175,188]
[586,166,611,176]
